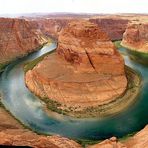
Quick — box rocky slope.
[88,125,148,148]
[29,18,70,40]
[125,125,148,148]
[0,130,82,148]
[121,20,148,53]
[0,101,148,148]
[25,21,127,117]
[29,15,133,41]
[0,18,47,64]
[0,101,81,148]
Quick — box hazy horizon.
[0,0,148,15]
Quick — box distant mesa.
[25,20,141,118]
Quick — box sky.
[0,0,148,14]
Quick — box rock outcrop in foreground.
[25,21,127,117]
[88,125,148,148]
[0,101,148,147]
[121,20,148,53]
[0,130,81,148]
[0,18,47,64]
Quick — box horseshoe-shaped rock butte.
[25,20,128,117]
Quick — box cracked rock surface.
[25,20,127,115]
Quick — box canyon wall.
[29,18,71,40]
[88,125,148,148]
[25,21,127,116]
[0,18,47,64]
[90,17,129,41]
[30,16,131,41]
[1,14,147,66]
[121,20,148,53]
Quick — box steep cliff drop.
[121,20,148,64]
[0,18,47,65]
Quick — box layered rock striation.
[25,21,128,117]
[0,18,47,64]
[0,130,82,148]
[121,20,148,53]
[29,18,70,40]
[90,17,129,41]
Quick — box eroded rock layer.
[0,129,82,148]
[121,20,148,53]
[0,18,47,64]
[90,17,129,40]
[88,125,148,148]
[25,21,127,116]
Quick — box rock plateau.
[25,21,127,117]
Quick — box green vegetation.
[39,66,141,118]
[76,138,101,147]
[119,132,136,142]
[114,40,122,48]
[126,48,148,65]
[24,49,55,73]
[0,63,7,73]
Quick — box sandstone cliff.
[121,20,148,53]
[29,15,131,41]
[29,18,70,40]
[0,129,82,148]
[0,100,148,148]
[90,17,129,41]
[88,125,148,148]
[25,21,127,117]
[0,18,47,64]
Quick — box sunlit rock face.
[121,20,148,53]
[25,21,127,115]
[88,125,148,148]
[125,125,148,148]
[0,130,82,148]
[0,18,47,64]
[57,20,125,75]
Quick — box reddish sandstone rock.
[121,20,148,53]
[0,129,82,148]
[125,125,148,148]
[87,137,126,148]
[30,16,129,41]
[88,125,148,148]
[25,21,127,117]
[57,21,125,75]
[90,17,129,41]
[0,18,47,64]
[29,18,71,40]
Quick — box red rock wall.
[121,20,148,53]
[0,18,47,64]
[31,17,129,41]
[30,18,71,40]
[89,18,129,41]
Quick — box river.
[0,42,148,140]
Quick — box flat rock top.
[34,53,113,83]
